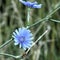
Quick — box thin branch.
[0,53,22,59]
[27,8,31,25]
[0,38,13,49]
[50,19,60,23]
[26,29,49,54]
[28,6,60,29]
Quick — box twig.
[28,6,60,29]
[26,29,49,54]
[0,53,22,59]
[0,38,13,49]
[27,8,31,25]
[50,19,60,23]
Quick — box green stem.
[27,18,47,28]
[27,6,60,29]
[0,53,22,59]
[0,38,13,49]
[50,19,60,23]
[26,29,49,54]
[27,8,30,25]
[46,6,60,18]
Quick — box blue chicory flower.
[12,27,33,50]
[19,0,42,8]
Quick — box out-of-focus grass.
[0,0,60,60]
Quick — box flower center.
[20,36,25,42]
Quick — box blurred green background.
[0,0,60,60]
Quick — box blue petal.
[15,29,19,35]
[33,1,38,4]
[24,42,32,48]
[13,32,17,37]
[33,4,42,8]
[19,0,42,8]
[19,43,21,48]
[14,38,19,42]
[14,42,19,45]
[25,37,34,41]
[22,43,27,50]
[24,40,33,45]
[23,42,30,48]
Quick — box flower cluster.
[19,0,42,8]
[12,27,33,50]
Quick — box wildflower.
[19,0,42,8]
[12,27,33,50]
